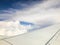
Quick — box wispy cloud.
[0,0,43,21]
[11,0,60,23]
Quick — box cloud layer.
[0,0,60,36]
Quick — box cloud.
[0,0,44,21]
[0,0,60,36]
[10,0,60,23]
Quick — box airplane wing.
[0,24,60,45]
[0,0,60,45]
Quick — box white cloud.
[0,0,60,36]
[10,0,60,23]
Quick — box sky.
[0,0,60,22]
[0,0,60,36]
[0,0,43,21]
[0,0,43,10]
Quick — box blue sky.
[0,0,60,23]
[0,0,43,10]
[0,0,43,21]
